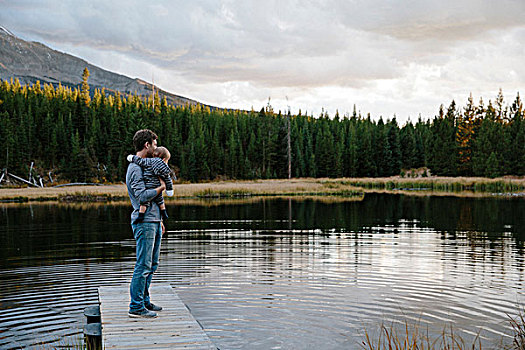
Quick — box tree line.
[0,71,523,183]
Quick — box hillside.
[0,26,201,106]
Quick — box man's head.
[133,129,158,157]
[153,146,171,163]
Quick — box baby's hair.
[153,146,170,160]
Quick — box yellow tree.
[81,67,91,105]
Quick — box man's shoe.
[145,303,163,312]
[128,309,158,318]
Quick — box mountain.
[0,26,201,107]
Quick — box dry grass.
[0,179,363,202]
[2,176,524,203]
[0,184,128,202]
[190,179,362,198]
[345,176,525,193]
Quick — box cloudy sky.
[1,0,524,123]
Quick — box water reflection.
[0,194,524,349]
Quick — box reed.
[508,307,525,349]
[35,334,85,349]
[361,320,481,350]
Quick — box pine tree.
[315,118,335,177]
[485,152,500,178]
[304,120,316,177]
[357,120,376,177]
[386,118,401,175]
[504,93,524,174]
[429,102,457,176]
[456,94,476,176]
[400,122,416,170]
[345,122,358,177]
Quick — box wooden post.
[83,323,102,350]
[84,306,101,324]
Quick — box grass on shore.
[0,179,363,202]
[0,179,364,202]
[344,176,525,193]
[1,177,524,203]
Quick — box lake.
[1,194,524,349]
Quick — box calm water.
[1,194,525,349]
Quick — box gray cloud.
[1,0,524,121]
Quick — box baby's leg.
[154,196,169,221]
[134,203,150,223]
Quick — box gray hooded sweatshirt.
[125,163,161,223]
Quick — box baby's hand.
[127,155,134,162]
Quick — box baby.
[127,146,175,223]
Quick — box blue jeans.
[129,222,162,312]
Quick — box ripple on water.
[1,198,525,349]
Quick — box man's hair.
[153,146,170,160]
[133,129,158,152]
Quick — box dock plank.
[98,285,217,350]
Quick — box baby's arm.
[127,155,155,167]
[151,159,174,196]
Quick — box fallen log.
[7,172,40,187]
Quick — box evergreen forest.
[0,71,524,184]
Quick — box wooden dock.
[98,285,217,349]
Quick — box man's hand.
[156,177,166,195]
[161,221,166,236]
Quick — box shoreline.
[1,177,524,203]
[0,179,363,202]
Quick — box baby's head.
[153,146,170,163]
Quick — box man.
[126,129,166,318]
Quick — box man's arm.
[128,165,165,204]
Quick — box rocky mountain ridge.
[0,26,201,107]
